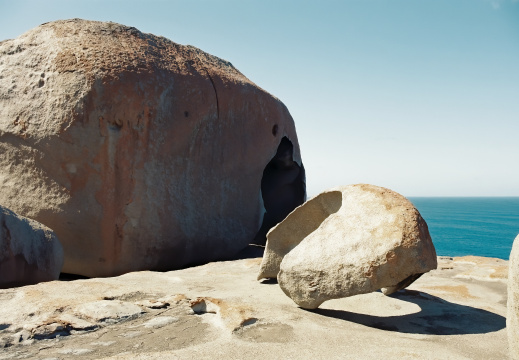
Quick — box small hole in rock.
[272,124,278,136]
[184,111,189,117]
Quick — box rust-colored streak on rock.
[90,76,158,271]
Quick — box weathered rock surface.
[0,19,305,277]
[275,184,437,309]
[74,300,144,324]
[258,189,342,279]
[508,234,519,359]
[0,205,63,288]
[0,256,508,359]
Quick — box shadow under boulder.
[311,290,505,335]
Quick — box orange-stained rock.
[0,19,305,277]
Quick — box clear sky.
[1,0,518,197]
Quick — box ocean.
[409,197,519,260]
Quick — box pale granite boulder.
[507,234,519,359]
[0,19,305,277]
[276,184,437,309]
[0,205,63,288]
[258,189,342,280]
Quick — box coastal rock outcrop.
[269,184,436,309]
[0,19,305,277]
[0,205,63,288]
[0,256,508,358]
[508,234,519,359]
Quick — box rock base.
[0,256,508,359]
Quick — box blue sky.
[1,0,518,196]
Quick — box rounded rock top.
[0,19,305,277]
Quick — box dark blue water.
[409,197,519,260]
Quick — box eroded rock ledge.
[0,255,508,359]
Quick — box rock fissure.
[205,70,220,121]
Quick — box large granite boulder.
[0,205,63,288]
[0,19,305,277]
[508,234,519,359]
[260,184,437,309]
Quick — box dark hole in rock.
[253,136,305,245]
[184,111,189,117]
[272,124,278,136]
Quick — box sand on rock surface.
[0,255,508,359]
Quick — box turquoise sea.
[409,197,519,260]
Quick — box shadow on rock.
[233,244,265,260]
[259,278,278,285]
[309,290,505,335]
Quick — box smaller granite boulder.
[258,189,342,280]
[507,234,519,359]
[0,205,64,288]
[269,184,436,309]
